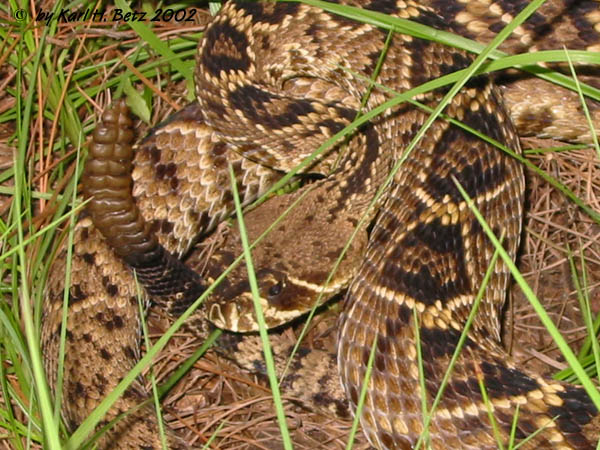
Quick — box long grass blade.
[227,163,293,450]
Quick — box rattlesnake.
[41,0,600,448]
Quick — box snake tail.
[83,100,205,314]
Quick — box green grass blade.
[13,10,62,450]
[114,0,194,87]
[345,333,377,450]
[227,163,293,450]
[476,373,505,450]
[415,239,503,449]
[452,177,600,410]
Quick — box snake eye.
[268,280,283,297]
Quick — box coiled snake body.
[42,0,600,448]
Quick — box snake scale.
[41,0,600,448]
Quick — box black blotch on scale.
[380,218,470,306]
[228,85,316,129]
[236,1,300,25]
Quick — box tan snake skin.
[41,0,600,448]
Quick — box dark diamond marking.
[202,21,251,77]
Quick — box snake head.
[203,187,368,333]
[205,267,318,332]
[205,246,351,331]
